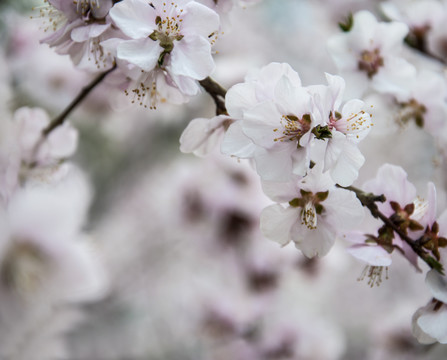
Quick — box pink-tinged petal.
[179,115,229,155]
[109,0,157,39]
[226,82,258,118]
[412,305,437,344]
[418,182,437,229]
[71,23,111,42]
[169,73,200,96]
[154,72,190,104]
[100,37,124,57]
[343,230,368,244]
[327,35,358,71]
[46,123,79,159]
[261,178,300,203]
[324,73,345,111]
[91,0,113,19]
[294,222,335,258]
[14,107,49,155]
[375,21,408,53]
[299,163,334,192]
[326,136,365,187]
[168,35,214,79]
[257,62,302,89]
[182,1,219,38]
[48,0,78,20]
[438,210,447,236]
[221,121,256,158]
[400,240,422,272]
[179,117,211,154]
[274,76,312,117]
[426,270,447,304]
[291,147,310,177]
[348,11,380,50]
[254,144,295,182]
[372,56,416,95]
[364,164,417,213]
[324,188,364,230]
[347,244,392,266]
[417,309,447,344]
[241,101,281,148]
[260,204,297,247]
[340,99,372,143]
[324,131,344,172]
[117,38,162,72]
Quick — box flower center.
[31,1,66,33]
[358,48,384,78]
[302,201,317,230]
[289,190,328,230]
[273,114,311,144]
[358,265,389,287]
[73,0,99,15]
[124,70,167,109]
[0,241,49,293]
[397,98,426,128]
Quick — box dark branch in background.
[379,12,446,65]
[199,77,228,116]
[27,65,117,169]
[340,185,444,274]
[42,64,117,137]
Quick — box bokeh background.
[1,0,447,359]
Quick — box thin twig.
[42,64,116,137]
[199,77,228,116]
[340,184,442,273]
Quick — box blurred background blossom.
[1,0,447,359]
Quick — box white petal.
[226,82,258,118]
[261,179,300,203]
[242,101,282,148]
[327,137,365,187]
[364,164,417,210]
[254,145,295,182]
[324,188,364,230]
[45,123,79,159]
[412,305,437,344]
[182,1,219,38]
[260,204,297,247]
[179,115,229,155]
[109,0,157,39]
[168,35,214,80]
[426,270,447,304]
[71,23,111,42]
[347,244,392,266]
[221,121,256,158]
[295,222,335,258]
[418,309,447,344]
[117,38,162,72]
[274,76,312,117]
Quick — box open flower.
[327,10,416,98]
[310,73,372,186]
[260,165,363,258]
[108,0,219,107]
[222,63,317,181]
[39,0,115,70]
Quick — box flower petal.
[117,38,162,72]
[110,0,157,39]
[168,35,214,80]
[260,204,297,247]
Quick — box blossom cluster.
[3,0,447,357]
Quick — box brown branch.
[339,185,443,273]
[199,77,228,116]
[42,64,116,137]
